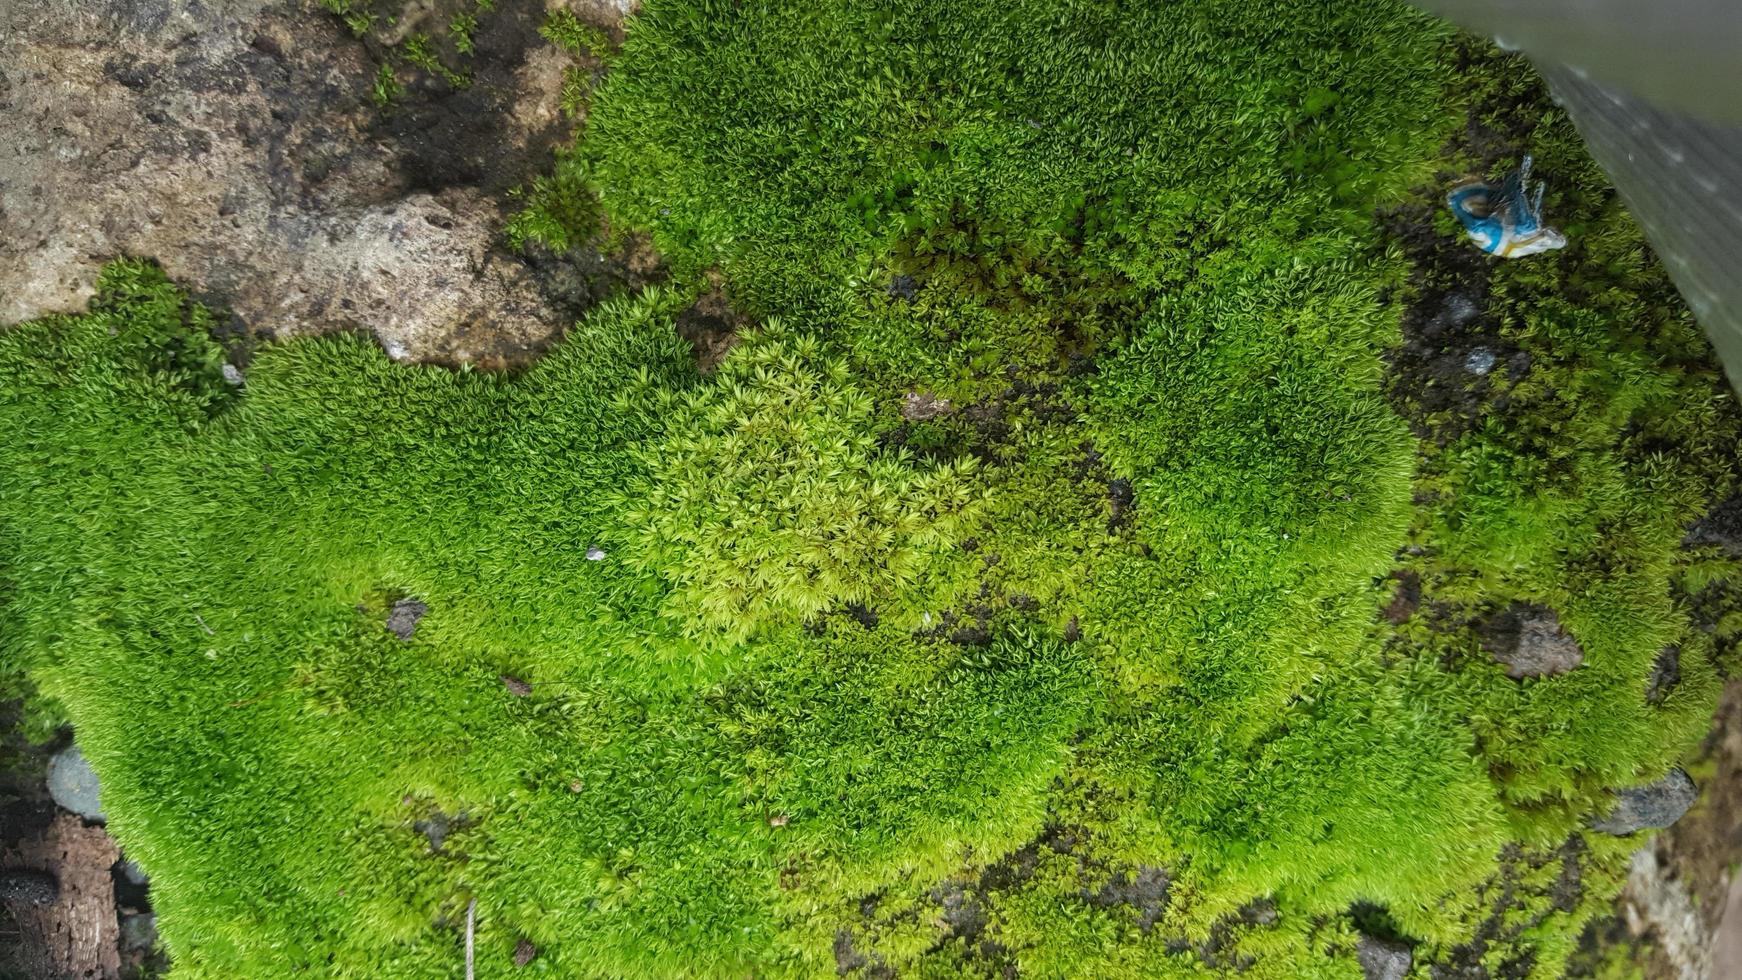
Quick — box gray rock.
[1356,935,1411,980]
[1464,347,1498,376]
[385,598,427,641]
[1593,769,1699,835]
[1483,603,1584,679]
[0,0,642,365]
[118,859,149,887]
[121,912,157,952]
[47,745,104,821]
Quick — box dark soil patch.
[1382,570,1421,624]
[1432,837,1586,979]
[1645,646,1681,707]
[1082,865,1170,934]
[1686,494,1742,556]
[1378,197,1526,445]
[1378,42,1553,446]
[675,283,746,374]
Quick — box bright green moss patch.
[5,1,1742,977]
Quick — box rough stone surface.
[0,0,645,366]
[1355,935,1411,980]
[1594,769,1699,836]
[1482,603,1584,679]
[386,598,428,641]
[1622,846,1710,979]
[47,745,104,821]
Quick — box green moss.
[4,1,1739,977]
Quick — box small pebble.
[501,674,532,697]
[221,362,245,386]
[1464,347,1497,376]
[385,598,427,641]
[768,813,789,828]
[585,546,606,561]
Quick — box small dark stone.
[385,598,427,641]
[0,869,58,907]
[887,273,919,302]
[105,56,156,91]
[1063,617,1081,643]
[1239,897,1279,926]
[501,675,532,697]
[1482,603,1583,679]
[1356,935,1412,980]
[48,744,104,821]
[1592,769,1698,835]
[1646,645,1681,706]
[845,603,880,629]
[513,937,537,967]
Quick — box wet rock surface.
[1592,769,1699,836]
[0,0,644,366]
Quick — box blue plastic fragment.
[1447,155,1567,258]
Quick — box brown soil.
[675,278,748,374]
[0,810,123,980]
